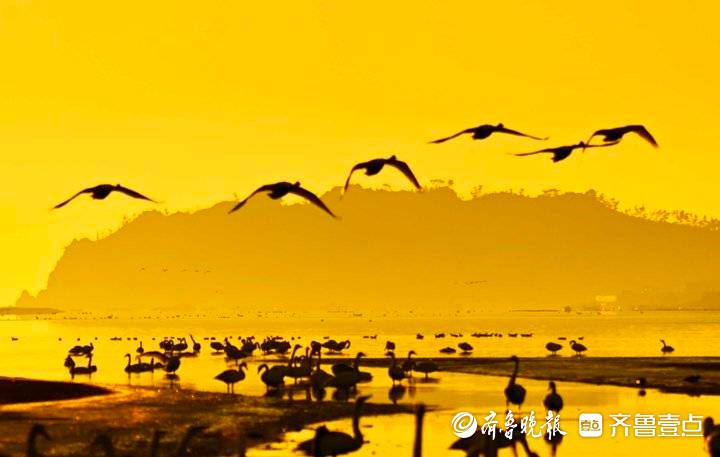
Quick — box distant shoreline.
[320,356,720,396]
[0,307,60,316]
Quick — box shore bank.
[0,383,410,456]
[321,356,720,396]
[0,377,111,405]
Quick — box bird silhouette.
[297,396,370,456]
[229,181,336,218]
[569,340,587,356]
[413,360,439,380]
[514,141,619,162]
[704,417,720,457]
[585,125,658,150]
[545,342,562,355]
[430,123,547,144]
[504,355,526,410]
[543,381,563,413]
[661,339,675,355]
[27,424,51,457]
[343,156,421,193]
[53,184,156,209]
[387,351,406,386]
[215,362,247,394]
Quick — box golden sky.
[0,0,718,304]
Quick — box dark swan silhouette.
[585,125,658,150]
[53,184,156,209]
[297,396,370,456]
[430,123,547,144]
[228,181,336,218]
[343,156,421,193]
[514,141,619,162]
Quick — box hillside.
[15,187,720,313]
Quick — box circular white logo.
[451,412,478,438]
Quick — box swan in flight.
[53,184,156,209]
[229,181,336,218]
[514,141,619,163]
[585,125,658,150]
[430,123,547,144]
[344,156,421,193]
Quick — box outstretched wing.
[428,128,474,144]
[343,162,368,193]
[289,186,337,218]
[584,141,621,150]
[629,125,658,147]
[387,159,422,190]
[114,185,157,203]
[229,184,277,214]
[514,147,558,157]
[53,188,94,209]
[495,126,548,141]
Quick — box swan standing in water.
[27,424,51,457]
[297,396,370,456]
[214,362,248,394]
[543,381,563,413]
[661,339,675,355]
[387,351,406,386]
[504,355,526,410]
[258,364,286,391]
[569,340,587,356]
[402,350,416,377]
[545,342,562,355]
[413,359,439,380]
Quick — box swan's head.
[389,154,397,160]
[497,123,504,128]
[30,424,50,440]
[548,381,556,390]
[356,352,366,358]
[704,417,715,436]
[293,181,301,187]
[409,350,416,356]
[509,355,519,362]
[257,364,268,373]
[239,362,248,370]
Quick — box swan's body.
[515,141,619,162]
[54,184,156,209]
[430,123,547,144]
[297,396,369,456]
[543,381,563,413]
[344,156,421,193]
[215,362,247,394]
[229,181,336,218]
[504,355,526,410]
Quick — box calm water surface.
[1,311,719,456]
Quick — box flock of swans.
[50,123,657,218]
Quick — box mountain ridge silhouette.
[15,186,720,313]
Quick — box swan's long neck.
[390,352,397,368]
[126,354,131,367]
[288,346,299,367]
[510,359,519,384]
[413,409,424,457]
[27,430,40,457]
[150,431,163,457]
[352,404,363,442]
[353,353,362,371]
